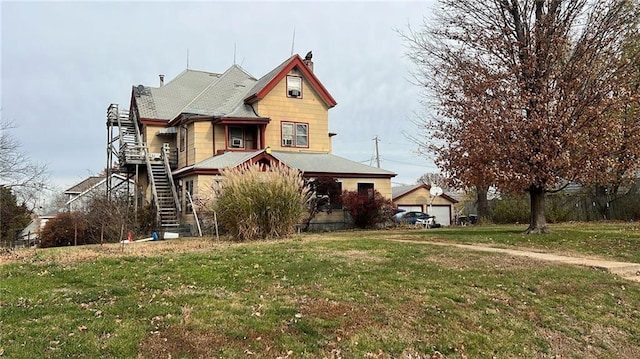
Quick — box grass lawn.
[1,223,639,358]
[384,221,640,263]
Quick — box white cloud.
[1,1,438,190]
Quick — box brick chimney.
[159,74,165,87]
[303,51,313,72]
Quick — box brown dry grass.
[4,228,640,358]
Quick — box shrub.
[341,189,394,229]
[545,194,576,223]
[213,163,308,241]
[491,193,577,224]
[134,204,158,236]
[302,176,342,231]
[490,194,530,224]
[39,212,90,248]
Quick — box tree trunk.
[476,185,490,221]
[526,186,549,234]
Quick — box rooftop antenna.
[233,43,236,65]
[186,49,190,69]
[290,26,295,56]
[373,136,381,168]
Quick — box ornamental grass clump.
[213,163,308,241]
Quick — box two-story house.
[107,53,395,232]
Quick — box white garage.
[428,205,452,227]
[392,184,458,226]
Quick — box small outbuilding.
[392,184,459,226]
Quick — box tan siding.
[178,126,187,169]
[394,188,456,206]
[313,210,346,222]
[144,125,166,155]
[186,123,196,166]
[339,178,392,200]
[256,75,331,152]
[213,124,225,154]
[193,122,214,163]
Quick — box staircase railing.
[143,144,161,227]
[126,109,164,227]
[115,107,130,150]
[162,147,181,213]
[186,191,202,236]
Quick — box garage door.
[428,205,452,226]
[397,205,423,212]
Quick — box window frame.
[228,126,244,149]
[179,126,186,152]
[281,121,309,148]
[286,75,302,98]
[357,183,375,198]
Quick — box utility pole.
[373,136,381,168]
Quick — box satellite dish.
[429,186,443,197]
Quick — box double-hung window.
[229,126,244,148]
[358,183,374,198]
[287,76,302,98]
[282,122,308,148]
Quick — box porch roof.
[173,150,396,178]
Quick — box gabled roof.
[244,54,337,108]
[65,174,134,206]
[173,150,395,178]
[134,69,222,120]
[65,176,104,194]
[132,54,337,122]
[392,183,458,203]
[181,65,259,118]
[270,151,393,176]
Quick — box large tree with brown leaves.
[404,0,640,233]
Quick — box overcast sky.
[1,0,438,194]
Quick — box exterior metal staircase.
[150,161,180,228]
[107,104,181,230]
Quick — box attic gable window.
[287,76,302,98]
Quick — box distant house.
[65,174,134,212]
[18,212,56,248]
[392,184,458,226]
[107,52,396,231]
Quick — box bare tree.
[403,0,640,233]
[416,172,448,188]
[0,120,48,205]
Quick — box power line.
[381,157,439,168]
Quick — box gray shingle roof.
[194,151,260,170]
[134,70,222,120]
[270,151,395,176]
[182,65,259,117]
[179,150,396,177]
[391,184,419,199]
[134,65,267,121]
[133,54,329,121]
[64,176,104,194]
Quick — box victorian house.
[107,52,395,232]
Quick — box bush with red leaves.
[39,212,91,248]
[341,190,394,229]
